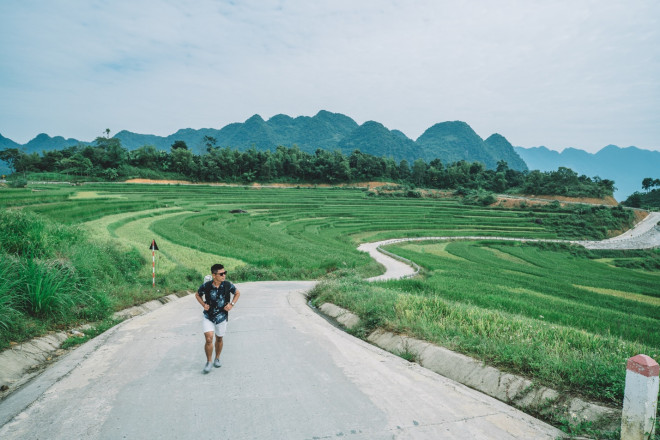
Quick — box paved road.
[0,281,563,439]
[359,212,660,281]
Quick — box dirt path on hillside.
[124,178,389,189]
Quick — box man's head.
[211,264,227,279]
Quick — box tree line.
[0,135,615,198]
[622,177,660,209]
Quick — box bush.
[542,205,635,240]
[460,189,497,206]
[8,178,27,188]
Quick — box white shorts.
[202,318,227,337]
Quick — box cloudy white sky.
[1,0,658,152]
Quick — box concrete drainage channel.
[317,302,621,433]
[0,293,181,401]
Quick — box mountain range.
[1,110,658,201]
[0,111,527,172]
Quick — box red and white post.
[150,239,158,287]
[152,246,155,287]
[621,354,659,440]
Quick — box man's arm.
[225,289,240,310]
[195,292,210,311]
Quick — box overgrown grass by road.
[0,209,198,348]
[309,240,660,409]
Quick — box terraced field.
[12,183,572,281]
[3,182,658,424]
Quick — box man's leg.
[214,336,223,364]
[204,331,214,362]
[213,320,227,367]
[201,331,215,373]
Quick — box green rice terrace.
[1,181,658,436]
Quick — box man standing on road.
[195,264,240,374]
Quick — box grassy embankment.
[1,182,658,436]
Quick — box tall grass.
[0,253,21,331]
[0,210,147,348]
[21,258,77,317]
[309,274,657,406]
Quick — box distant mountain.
[0,133,21,151]
[24,133,86,153]
[484,134,528,171]
[417,121,492,166]
[337,120,423,161]
[415,122,528,170]
[0,134,18,174]
[0,110,527,171]
[515,145,660,201]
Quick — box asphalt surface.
[0,281,564,439]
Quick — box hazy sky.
[1,0,658,153]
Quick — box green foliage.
[20,258,78,317]
[0,210,81,257]
[232,265,278,282]
[0,253,21,331]
[153,265,201,291]
[4,137,614,200]
[623,191,643,208]
[599,248,660,271]
[517,167,615,198]
[556,417,619,440]
[541,204,635,239]
[8,178,27,188]
[623,187,660,209]
[60,318,121,349]
[459,189,497,206]
[0,210,147,348]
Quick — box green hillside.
[0,111,527,171]
[417,121,494,165]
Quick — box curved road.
[0,281,563,439]
[360,212,660,281]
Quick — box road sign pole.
[152,248,155,287]
[149,239,159,287]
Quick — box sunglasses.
[214,271,227,276]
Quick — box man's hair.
[211,263,224,274]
